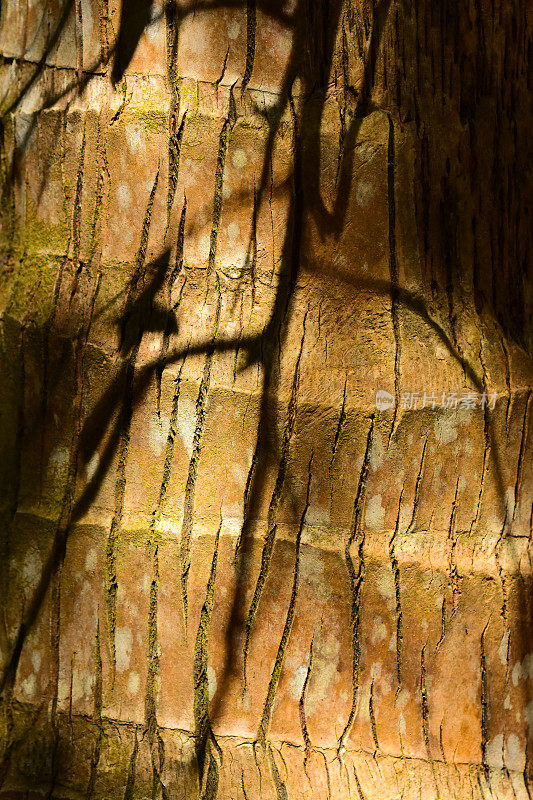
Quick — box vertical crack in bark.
[338,414,375,756]
[47,276,102,800]
[179,284,221,633]
[250,182,258,308]
[123,728,139,800]
[299,630,316,769]
[145,543,169,800]
[208,88,237,278]
[241,0,257,95]
[71,123,86,293]
[512,389,531,529]
[86,622,103,800]
[74,0,84,79]
[165,0,184,235]
[129,167,161,303]
[235,440,259,562]
[387,115,401,445]
[329,373,348,476]
[243,313,307,689]
[0,307,30,669]
[335,21,349,189]
[48,570,62,800]
[97,0,110,66]
[447,477,461,615]
[105,348,137,678]
[320,751,332,800]
[480,620,490,784]
[194,518,222,798]
[232,290,245,384]
[200,754,220,800]
[435,596,447,655]
[406,435,428,534]
[155,346,187,531]
[107,169,160,675]
[178,93,234,622]
[353,765,367,800]
[420,643,440,798]
[470,336,491,534]
[257,454,313,745]
[89,113,110,263]
[157,199,188,416]
[369,678,380,752]
[157,242,187,417]
[389,490,403,684]
[267,744,289,800]
[500,336,512,437]
[167,113,186,236]
[38,113,78,492]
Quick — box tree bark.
[0,1,532,798]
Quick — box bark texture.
[0,0,532,798]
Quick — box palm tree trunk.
[0,1,532,798]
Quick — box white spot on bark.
[149,414,167,456]
[434,415,458,445]
[227,221,240,241]
[232,149,247,169]
[207,666,217,700]
[305,633,340,713]
[116,627,133,673]
[498,631,510,665]
[300,549,329,601]
[48,447,69,477]
[512,653,533,685]
[395,688,410,710]
[227,20,241,39]
[85,549,97,572]
[57,677,69,704]
[125,124,146,155]
[505,733,524,771]
[371,616,387,645]
[72,669,94,702]
[365,494,385,530]
[369,430,384,472]
[198,233,211,260]
[128,671,140,696]
[524,702,533,736]
[370,662,382,681]
[177,397,197,457]
[356,180,374,207]
[116,183,132,208]
[486,734,504,768]
[23,550,42,585]
[31,650,41,672]
[85,452,100,481]
[376,567,395,603]
[21,674,36,698]
[288,666,308,701]
[398,713,406,736]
